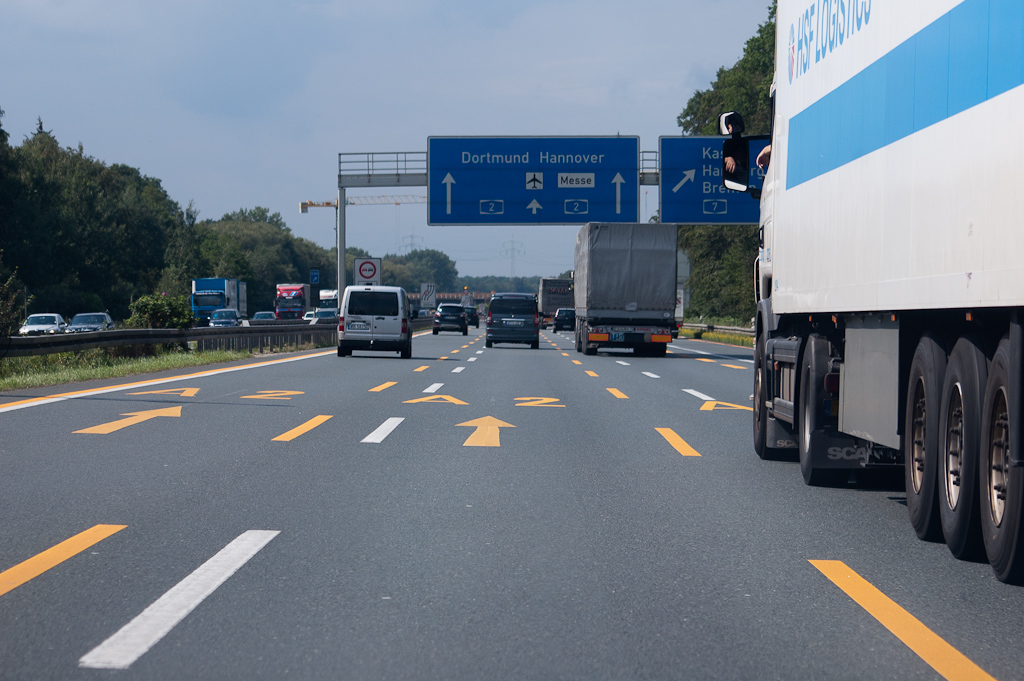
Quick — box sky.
[1,0,772,279]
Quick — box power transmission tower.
[500,239,525,278]
[400,234,424,252]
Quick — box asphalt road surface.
[2,328,1023,680]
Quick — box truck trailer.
[191,278,246,326]
[573,223,676,357]
[538,278,573,328]
[725,0,1024,582]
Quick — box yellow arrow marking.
[403,394,468,405]
[514,397,566,408]
[457,416,515,447]
[0,525,127,598]
[414,366,430,372]
[607,388,629,399]
[240,390,304,400]
[127,388,199,397]
[273,415,333,441]
[75,406,182,434]
[699,401,754,412]
[369,382,397,392]
[585,371,598,377]
[810,560,997,681]
[656,428,701,456]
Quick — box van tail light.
[487,311,492,325]
[338,317,344,332]
[534,312,539,326]
[402,318,408,334]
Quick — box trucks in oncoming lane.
[191,278,246,326]
[275,283,311,320]
[573,223,676,357]
[724,0,1024,582]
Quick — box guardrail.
[3,317,438,359]
[2,324,339,358]
[681,323,755,337]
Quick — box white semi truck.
[723,0,1024,582]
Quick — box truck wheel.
[939,337,987,560]
[651,343,667,357]
[575,328,583,353]
[753,334,785,461]
[905,334,947,542]
[798,334,846,486]
[584,344,597,356]
[980,338,1024,582]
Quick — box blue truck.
[191,278,247,326]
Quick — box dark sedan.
[433,304,468,335]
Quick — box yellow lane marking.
[810,560,996,681]
[403,395,468,405]
[414,366,430,372]
[369,382,397,392]
[240,390,304,400]
[75,406,182,434]
[572,360,582,365]
[655,428,701,456]
[457,416,515,447]
[585,371,598,377]
[561,352,570,357]
[461,345,469,349]
[127,388,199,397]
[514,397,566,408]
[0,525,127,598]
[451,350,460,354]
[0,351,335,411]
[700,401,754,412]
[438,356,449,361]
[273,415,333,441]
[695,358,716,363]
[607,388,628,399]
[722,364,747,370]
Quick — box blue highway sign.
[659,136,768,225]
[428,137,639,225]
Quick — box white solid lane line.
[362,417,405,443]
[79,530,279,670]
[423,383,444,393]
[683,389,715,401]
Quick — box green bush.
[124,293,193,329]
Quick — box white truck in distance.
[725,0,1024,583]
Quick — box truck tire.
[584,344,597,356]
[575,327,583,353]
[798,334,846,486]
[938,337,987,560]
[651,343,667,357]
[753,333,786,461]
[980,338,1024,582]
[905,334,947,542]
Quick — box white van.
[338,285,412,358]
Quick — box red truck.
[275,284,311,320]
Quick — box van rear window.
[348,291,399,316]
[489,299,535,314]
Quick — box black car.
[551,308,576,331]
[433,303,468,335]
[67,312,115,333]
[463,306,480,328]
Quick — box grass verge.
[678,328,754,348]
[1,347,269,392]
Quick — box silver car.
[19,314,68,336]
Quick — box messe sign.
[354,257,382,285]
[428,136,639,225]
[659,136,768,225]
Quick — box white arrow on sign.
[672,169,696,193]
[443,173,455,214]
[611,173,625,214]
[527,200,543,215]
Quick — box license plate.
[610,332,625,341]
[348,322,370,330]
[505,319,523,327]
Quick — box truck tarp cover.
[574,223,677,314]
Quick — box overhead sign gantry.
[427,136,640,225]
